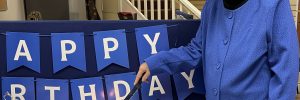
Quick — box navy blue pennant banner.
[70,77,105,100]
[135,25,170,64]
[36,79,69,100]
[6,32,40,72]
[141,73,173,100]
[93,29,129,71]
[173,68,205,99]
[2,77,35,100]
[104,72,139,100]
[51,33,86,73]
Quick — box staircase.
[133,0,173,20]
[126,0,201,20]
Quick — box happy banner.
[6,25,170,73]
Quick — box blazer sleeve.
[267,0,299,99]
[144,2,209,74]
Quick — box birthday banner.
[1,25,204,100]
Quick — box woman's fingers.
[134,63,151,85]
[134,68,144,85]
[142,70,150,83]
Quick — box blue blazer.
[145,0,299,99]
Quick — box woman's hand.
[134,62,151,85]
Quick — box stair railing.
[129,0,175,20]
[122,0,148,20]
[128,0,200,20]
[177,0,201,19]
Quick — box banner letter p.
[103,38,119,59]
[60,40,76,61]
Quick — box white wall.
[102,0,120,20]
[69,0,87,20]
[0,0,25,20]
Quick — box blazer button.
[216,63,221,70]
[213,88,218,96]
[223,38,229,45]
[228,12,233,19]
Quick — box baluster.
[150,0,154,20]
[179,3,183,11]
[157,0,161,20]
[131,0,135,6]
[138,0,141,11]
[171,0,175,19]
[144,0,148,18]
[164,0,168,20]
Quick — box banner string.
[0,32,6,36]
[0,24,179,37]
[27,77,105,82]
